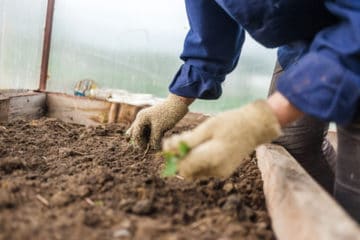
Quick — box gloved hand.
[162,100,282,179]
[127,94,189,150]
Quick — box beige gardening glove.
[163,100,282,179]
[127,94,189,150]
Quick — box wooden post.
[108,103,120,123]
[39,0,55,91]
[256,144,360,240]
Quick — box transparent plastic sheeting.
[48,0,276,113]
[0,0,47,89]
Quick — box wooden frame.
[46,93,146,126]
[257,144,360,240]
[0,90,359,239]
[0,91,46,122]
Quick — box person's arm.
[276,1,360,125]
[169,0,245,99]
[267,91,303,127]
[163,98,283,179]
[127,93,192,150]
[162,92,305,179]
[176,94,195,106]
[128,1,244,149]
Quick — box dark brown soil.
[0,117,275,240]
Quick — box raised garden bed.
[1,90,359,240]
[0,117,274,240]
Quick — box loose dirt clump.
[0,118,275,240]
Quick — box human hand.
[127,94,192,150]
[162,100,282,179]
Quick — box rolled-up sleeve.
[277,0,360,124]
[169,0,245,99]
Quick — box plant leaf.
[178,142,190,158]
[161,142,191,177]
[162,154,178,177]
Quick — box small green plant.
[95,200,104,206]
[162,142,191,177]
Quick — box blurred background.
[0,0,276,113]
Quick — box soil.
[0,117,275,240]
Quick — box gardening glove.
[127,94,189,150]
[163,100,282,179]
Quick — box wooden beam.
[256,144,360,240]
[46,93,112,126]
[108,103,120,124]
[8,93,46,121]
[0,98,10,122]
[39,0,55,91]
[177,111,209,127]
[326,130,337,151]
[46,93,148,126]
[0,92,46,123]
[116,103,145,125]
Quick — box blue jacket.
[169,0,360,124]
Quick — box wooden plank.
[44,91,205,127]
[108,103,120,124]
[177,112,209,127]
[256,144,360,240]
[0,98,10,122]
[46,93,112,126]
[117,103,146,125]
[46,93,148,126]
[0,92,46,122]
[8,93,46,121]
[326,130,337,172]
[326,130,337,151]
[0,89,31,97]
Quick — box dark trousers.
[335,124,360,222]
[269,62,360,222]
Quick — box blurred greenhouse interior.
[0,0,276,113]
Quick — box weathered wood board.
[0,91,46,123]
[1,91,208,127]
[46,93,112,126]
[46,93,146,126]
[0,98,10,122]
[256,144,360,240]
[1,90,358,240]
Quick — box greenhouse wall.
[0,0,276,113]
[47,0,276,113]
[0,0,47,89]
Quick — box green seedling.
[162,142,191,177]
[95,200,104,207]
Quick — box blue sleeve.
[277,0,360,124]
[169,0,245,99]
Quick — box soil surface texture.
[0,117,275,240]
